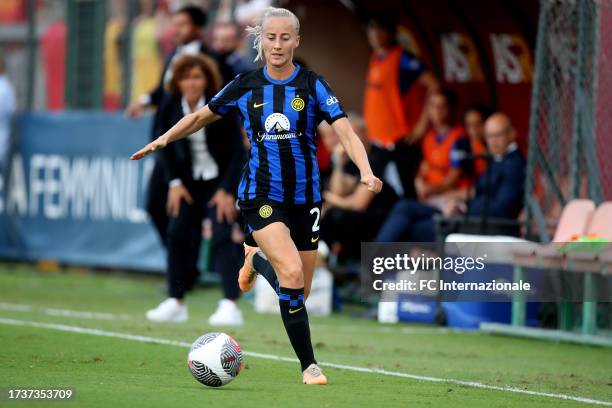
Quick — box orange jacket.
[364,47,414,147]
[421,125,470,188]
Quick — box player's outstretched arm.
[331,117,383,193]
[130,106,222,160]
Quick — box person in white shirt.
[125,5,233,248]
[144,54,246,326]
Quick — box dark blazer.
[468,148,526,219]
[155,95,245,195]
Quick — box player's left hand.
[360,174,383,193]
[209,189,236,223]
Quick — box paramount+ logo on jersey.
[256,113,303,143]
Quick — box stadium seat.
[559,202,612,334]
[512,199,596,269]
[509,199,596,328]
[564,202,612,273]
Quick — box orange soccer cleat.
[238,244,260,292]
[302,364,328,385]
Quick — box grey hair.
[245,7,300,62]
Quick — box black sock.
[278,287,316,371]
[253,252,279,294]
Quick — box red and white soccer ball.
[188,332,243,387]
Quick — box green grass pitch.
[0,264,610,407]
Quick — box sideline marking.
[0,303,131,320]
[0,317,610,406]
[0,303,461,335]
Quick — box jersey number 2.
[310,207,320,232]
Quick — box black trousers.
[163,178,241,300]
[146,158,169,246]
[369,141,421,199]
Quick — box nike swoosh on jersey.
[289,307,304,314]
[311,236,319,243]
[253,102,269,108]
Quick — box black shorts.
[237,199,322,251]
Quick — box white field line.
[0,303,460,335]
[0,317,610,407]
[0,303,33,312]
[0,303,131,320]
[44,309,131,320]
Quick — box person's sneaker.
[208,299,244,326]
[238,244,260,292]
[302,363,328,385]
[146,298,188,323]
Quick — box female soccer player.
[131,7,383,385]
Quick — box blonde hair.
[245,7,300,62]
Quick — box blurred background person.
[364,13,439,199]
[211,22,256,78]
[103,0,126,111]
[130,0,164,104]
[376,111,525,242]
[125,4,245,324]
[463,103,494,179]
[146,54,245,324]
[454,112,526,219]
[415,88,471,207]
[0,52,16,163]
[227,0,272,63]
[375,88,471,242]
[125,5,228,247]
[320,115,398,262]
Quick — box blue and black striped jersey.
[208,64,346,205]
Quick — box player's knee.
[276,260,303,288]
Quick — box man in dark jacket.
[375,112,526,242]
[465,113,525,219]
[211,22,256,78]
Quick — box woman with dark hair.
[414,88,471,203]
[145,54,246,326]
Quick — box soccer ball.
[187,332,243,387]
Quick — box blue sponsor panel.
[0,112,165,271]
[441,301,540,329]
[442,302,511,328]
[397,296,439,324]
[440,262,540,329]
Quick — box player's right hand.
[130,138,167,160]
